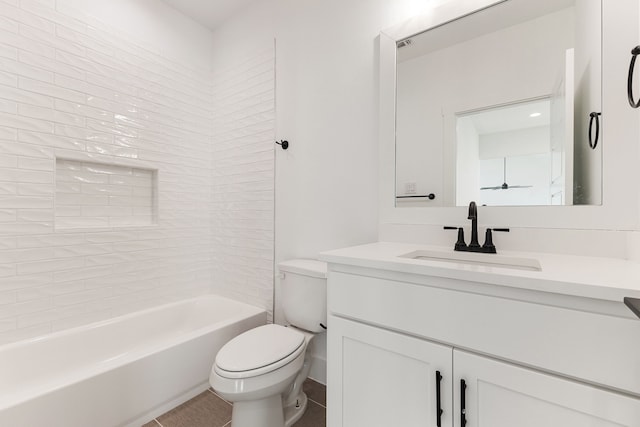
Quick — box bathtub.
[0,295,266,427]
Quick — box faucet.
[444,201,509,253]
[467,201,480,250]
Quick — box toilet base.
[284,392,308,427]
[231,394,283,427]
[229,392,308,427]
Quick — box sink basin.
[399,249,542,271]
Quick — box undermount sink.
[399,249,542,271]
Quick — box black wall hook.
[275,140,289,150]
[588,112,601,150]
[628,46,640,108]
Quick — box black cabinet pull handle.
[436,371,443,427]
[628,46,640,108]
[588,112,601,150]
[460,379,467,427]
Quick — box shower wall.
[0,0,215,345]
[210,44,276,321]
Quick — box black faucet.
[443,201,509,253]
[467,201,480,250]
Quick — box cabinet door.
[453,349,640,427]
[327,315,453,427]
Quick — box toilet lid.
[216,324,305,374]
[278,259,327,278]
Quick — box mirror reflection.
[395,0,602,207]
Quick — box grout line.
[221,422,231,427]
[153,419,163,427]
[207,387,233,406]
[307,397,326,409]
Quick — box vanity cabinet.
[328,316,452,427]
[325,264,640,427]
[329,315,640,427]
[453,350,640,427]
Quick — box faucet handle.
[444,226,467,251]
[482,229,496,253]
[482,228,509,254]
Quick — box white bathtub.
[0,295,266,427]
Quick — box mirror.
[394,0,602,207]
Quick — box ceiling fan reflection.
[480,158,533,191]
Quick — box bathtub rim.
[0,294,266,412]
[0,294,264,352]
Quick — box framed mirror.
[379,0,639,230]
[394,0,601,208]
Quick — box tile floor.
[142,379,326,427]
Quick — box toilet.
[209,259,327,427]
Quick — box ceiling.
[397,0,575,63]
[161,0,260,31]
[462,99,551,135]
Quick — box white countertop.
[319,242,640,302]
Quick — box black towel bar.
[396,193,436,200]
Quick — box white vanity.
[321,243,640,427]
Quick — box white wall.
[209,0,274,71]
[479,127,551,159]
[0,0,215,345]
[274,0,389,262]
[276,0,438,383]
[210,0,428,383]
[57,0,213,69]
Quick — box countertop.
[319,242,640,303]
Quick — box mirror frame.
[379,0,639,230]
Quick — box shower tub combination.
[0,295,266,427]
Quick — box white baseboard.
[309,354,327,385]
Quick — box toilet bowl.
[209,259,327,427]
[211,324,315,427]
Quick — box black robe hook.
[275,140,289,150]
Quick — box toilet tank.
[278,259,327,333]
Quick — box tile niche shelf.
[54,158,158,230]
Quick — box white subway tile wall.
[210,45,275,321]
[54,158,156,229]
[0,0,275,344]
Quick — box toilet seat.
[215,324,305,379]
